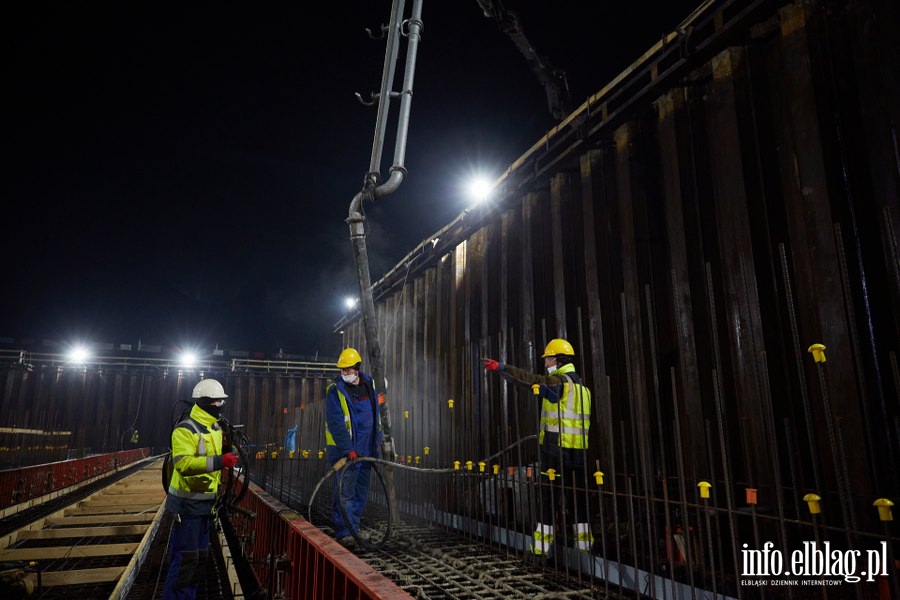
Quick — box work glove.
[347,450,358,461]
[483,358,502,371]
[222,452,238,469]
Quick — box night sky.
[6,1,701,358]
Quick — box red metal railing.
[0,448,150,508]
[230,480,412,600]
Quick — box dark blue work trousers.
[162,514,211,600]
[331,461,372,539]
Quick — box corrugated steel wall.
[0,366,333,468]
[339,0,899,543]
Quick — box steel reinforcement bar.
[226,479,413,600]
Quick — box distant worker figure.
[130,429,140,445]
[483,338,593,557]
[163,379,238,600]
[325,348,382,548]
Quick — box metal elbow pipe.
[375,166,407,198]
[347,191,367,239]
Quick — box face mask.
[342,373,358,384]
[199,400,224,418]
[546,365,557,375]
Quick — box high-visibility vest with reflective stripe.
[574,522,594,551]
[532,523,554,555]
[324,382,352,446]
[538,364,590,449]
[167,405,223,502]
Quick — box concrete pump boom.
[475,0,572,120]
[346,0,423,525]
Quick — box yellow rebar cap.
[698,481,712,498]
[803,493,822,514]
[874,498,894,521]
[807,343,826,363]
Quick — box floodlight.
[179,352,198,368]
[467,177,494,202]
[67,345,90,363]
[345,297,358,309]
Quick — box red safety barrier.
[231,480,412,599]
[0,448,150,509]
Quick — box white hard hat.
[192,379,228,399]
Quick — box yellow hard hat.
[542,338,574,357]
[336,348,362,369]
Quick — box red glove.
[222,452,238,469]
[483,358,500,371]
[347,450,358,461]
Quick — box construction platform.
[0,452,618,599]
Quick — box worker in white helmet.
[162,378,238,599]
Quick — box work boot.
[337,535,356,548]
[531,547,555,568]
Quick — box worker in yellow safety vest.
[325,348,383,548]
[484,338,594,557]
[163,378,238,600]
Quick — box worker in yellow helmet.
[483,338,593,558]
[325,348,382,548]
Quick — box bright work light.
[67,345,90,363]
[179,352,198,368]
[467,176,494,203]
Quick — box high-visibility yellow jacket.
[536,363,590,449]
[501,362,591,449]
[166,404,224,516]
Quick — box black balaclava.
[197,399,224,419]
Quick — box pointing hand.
[483,358,501,371]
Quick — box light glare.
[180,352,197,368]
[467,177,494,202]
[68,345,90,363]
[344,297,358,309]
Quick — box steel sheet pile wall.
[337,0,899,594]
[0,366,173,467]
[0,365,334,467]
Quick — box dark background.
[5,1,701,358]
